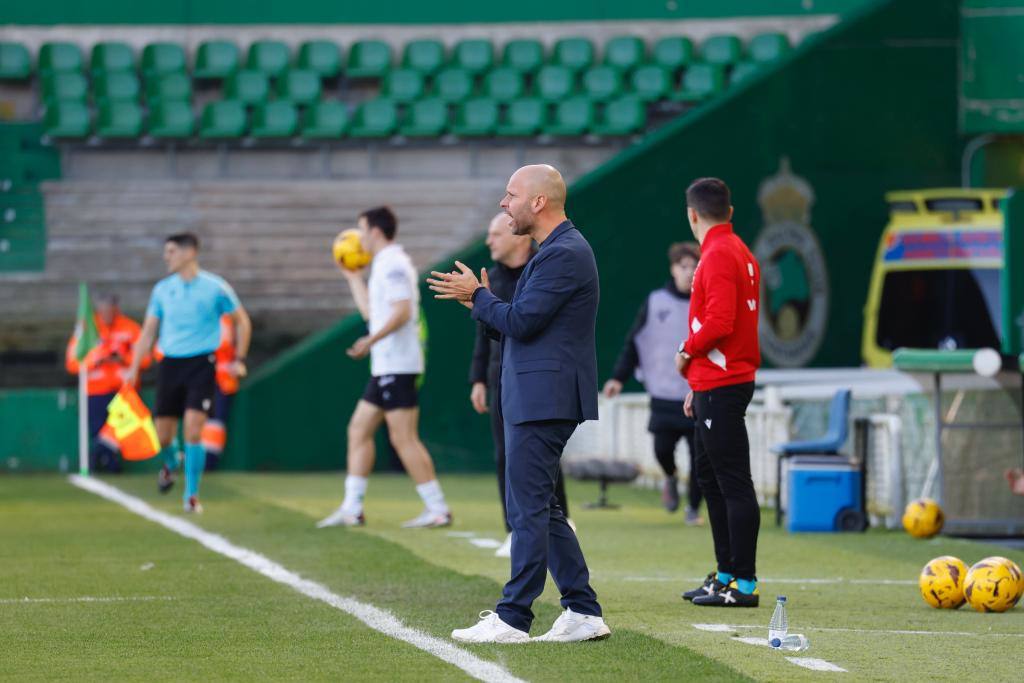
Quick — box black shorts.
[155,354,216,418]
[361,374,419,410]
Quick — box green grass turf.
[3,473,1023,681]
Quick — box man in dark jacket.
[603,242,702,524]
[469,213,571,559]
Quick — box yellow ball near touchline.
[980,556,1023,608]
[964,559,1017,613]
[333,229,371,270]
[902,498,944,539]
[918,555,967,609]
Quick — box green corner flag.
[75,282,100,361]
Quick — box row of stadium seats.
[0,33,792,81]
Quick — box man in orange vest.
[65,292,151,472]
[200,314,239,470]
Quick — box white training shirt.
[368,243,423,377]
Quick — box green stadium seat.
[141,43,187,79]
[277,69,321,105]
[297,40,342,79]
[452,39,494,76]
[39,42,83,74]
[748,32,791,63]
[552,37,594,73]
[346,40,392,78]
[382,68,425,103]
[43,101,90,138]
[349,98,398,138]
[301,100,348,138]
[194,41,240,79]
[672,63,725,102]
[502,39,544,74]
[247,40,291,78]
[0,43,33,80]
[199,100,247,138]
[581,65,622,102]
[433,68,474,103]
[224,70,270,105]
[250,101,298,138]
[729,61,760,85]
[145,72,192,104]
[592,96,646,136]
[93,71,140,104]
[402,39,445,76]
[546,97,594,136]
[630,64,670,102]
[148,100,195,138]
[604,36,645,72]
[482,67,524,103]
[701,35,742,66]
[90,42,134,75]
[95,101,143,138]
[535,65,575,101]
[40,72,88,104]
[496,98,546,136]
[451,98,498,137]
[652,36,695,73]
[400,98,448,137]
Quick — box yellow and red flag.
[102,385,160,461]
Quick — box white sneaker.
[494,533,512,558]
[451,610,529,644]
[316,506,365,528]
[183,496,203,514]
[534,608,611,642]
[401,509,452,529]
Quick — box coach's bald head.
[500,164,569,241]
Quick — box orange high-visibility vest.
[66,313,150,395]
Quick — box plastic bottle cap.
[770,638,781,648]
[776,596,787,602]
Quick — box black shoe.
[158,465,176,494]
[682,572,726,602]
[691,580,760,607]
[662,476,680,512]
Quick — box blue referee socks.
[160,441,179,471]
[183,442,206,501]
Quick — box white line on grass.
[0,596,175,605]
[469,538,502,549]
[69,476,526,683]
[693,623,1024,638]
[621,576,916,586]
[787,658,848,673]
[694,625,848,672]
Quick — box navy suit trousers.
[496,419,601,632]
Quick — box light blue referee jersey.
[146,270,240,358]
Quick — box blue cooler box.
[786,456,862,533]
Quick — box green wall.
[225,0,962,473]
[0,123,60,272]
[2,0,871,24]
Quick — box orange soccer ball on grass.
[901,498,944,539]
[918,555,967,609]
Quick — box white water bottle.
[768,596,788,648]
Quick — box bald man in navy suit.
[429,164,610,644]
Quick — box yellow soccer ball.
[918,555,967,609]
[332,229,371,270]
[964,559,1017,613]
[902,498,944,538]
[981,556,1023,608]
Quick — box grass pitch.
[2,472,1022,681]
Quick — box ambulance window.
[888,201,917,213]
[924,198,983,212]
[876,269,1001,351]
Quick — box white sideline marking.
[787,658,847,673]
[0,595,174,605]
[446,531,477,538]
[693,623,1024,639]
[735,636,770,647]
[469,538,502,549]
[693,623,735,632]
[69,476,525,683]
[622,576,915,586]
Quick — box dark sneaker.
[662,476,680,512]
[684,506,704,526]
[692,580,760,607]
[682,572,726,602]
[158,465,176,494]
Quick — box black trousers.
[692,382,758,579]
[491,379,569,532]
[652,428,702,510]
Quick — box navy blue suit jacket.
[471,220,600,426]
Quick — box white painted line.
[694,622,1024,639]
[69,476,525,683]
[469,538,502,549]
[446,531,477,538]
[787,657,847,673]
[0,596,174,605]
[693,623,736,632]
[622,576,915,586]
[735,636,769,647]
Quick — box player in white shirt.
[318,207,452,529]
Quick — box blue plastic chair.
[772,388,851,525]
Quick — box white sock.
[415,479,448,515]
[341,475,368,514]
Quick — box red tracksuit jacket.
[683,223,761,391]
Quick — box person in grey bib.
[603,242,703,524]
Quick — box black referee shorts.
[361,374,419,411]
[155,353,217,418]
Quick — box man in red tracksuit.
[675,177,762,608]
